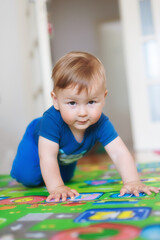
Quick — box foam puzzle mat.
[0,160,160,239]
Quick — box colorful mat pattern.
[0,161,160,239]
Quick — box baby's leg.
[59,161,77,182]
[10,119,43,187]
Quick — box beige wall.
[48,0,120,62]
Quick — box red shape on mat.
[50,222,141,240]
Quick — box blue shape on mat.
[47,192,103,202]
[85,179,121,186]
[110,192,146,198]
[141,225,160,240]
[93,200,138,205]
[74,207,151,223]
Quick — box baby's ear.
[51,91,59,110]
[104,90,108,98]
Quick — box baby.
[11,51,160,202]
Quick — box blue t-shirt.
[34,106,118,165]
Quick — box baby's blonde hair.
[52,51,106,93]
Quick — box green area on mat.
[0,161,160,239]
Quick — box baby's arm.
[105,136,160,196]
[38,136,79,202]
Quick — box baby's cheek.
[61,111,73,124]
[63,116,73,125]
[91,110,102,123]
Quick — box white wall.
[0,0,52,174]
[99,22,133,148]
[0,1,29,173]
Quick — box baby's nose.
[78,105,87,116]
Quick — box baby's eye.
[88,100,96,105]
[68,101,76,106]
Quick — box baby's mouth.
[77,120,88,124]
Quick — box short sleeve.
[96,113,118,146]
[39,108,61,144]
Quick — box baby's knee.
[10,168,43,187]
[60,162,77,183]
[62,174,73,183]
[21,175,43,187]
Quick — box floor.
[1,153,160,239]
[78,150,160,166]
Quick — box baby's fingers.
[143,189,152,195]
[142,186,159,195]
[119,187,128,196]
[55,193,61,202]
[61,192,67,202]
[132,189,139,197]
[148,186,160,193]
[67,191,76,200]
[46,194,55,202]
[71,189,79,196]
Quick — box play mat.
[0,160,160,239]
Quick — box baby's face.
[52,84,107,135]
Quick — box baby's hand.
[46,185,79,202]
[120,180,160,197]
